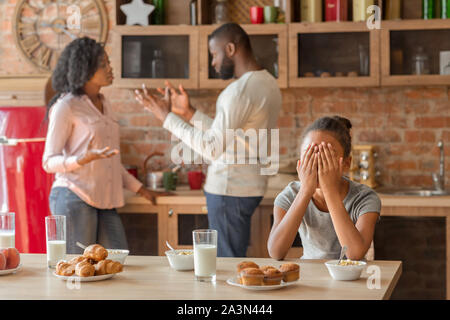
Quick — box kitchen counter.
[124,185,450,208]
[0,254,402,300]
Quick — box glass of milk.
[45,215,66,268]
[0,212,15,248]
[193,229,217,282]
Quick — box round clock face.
[13,0,108,71]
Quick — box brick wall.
[1,1,448,188]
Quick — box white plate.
[0,264,22,276]
[226,276,299,291]
[53,272,116,282]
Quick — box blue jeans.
[204,191,263,258]
[49,187,128,254]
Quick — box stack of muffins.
[236,261,300,286]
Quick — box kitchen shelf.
[288,21,380,87]
[111,25,199,89]
[381,19,450,86]
[115,0,197,26]
[198,0,293,25]
[199,24,288,89]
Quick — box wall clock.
[12,0,109,72]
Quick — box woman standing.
[43,37,159,254]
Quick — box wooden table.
[120,187,450,299]
[0,254,401,300]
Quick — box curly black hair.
[47,37,105,110]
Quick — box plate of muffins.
[226,261,300,291]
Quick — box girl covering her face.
[268,116,381,261]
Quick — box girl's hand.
[297,143,319,198]
[77,137,119,166]
[318,142,343,196]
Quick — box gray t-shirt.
[274,177,381,260]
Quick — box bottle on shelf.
[300,0,323,22]
[151,0,165,25]
[423,0,436,19]
[353,0,375,22]
[441,0,450,18]
[325,0,348,22]
[214,0,229,24]
[190,0,198,25]
[385,0,402,20]
[274,0,286,23]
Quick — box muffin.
[279,263,300,282]
[236,261,259,284]
[240,268,264,286]
[260,265,277,273]
[262,268,283,286]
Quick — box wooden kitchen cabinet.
[117,202,160,255]
[380,19,450,86]
[288,21,380,87]
[163,203,262,257]
[111,25,199,89]
[198,24,288,89]
[0,76,47,106]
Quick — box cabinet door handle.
[168,209,174,217]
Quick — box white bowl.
[165,249,194,271]
[106,249,129,264]
[325,260,367,281]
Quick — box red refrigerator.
[0,106,53,253]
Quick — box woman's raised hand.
[297,143,318,198]
[135,84,170,122]
[77,137,119,166]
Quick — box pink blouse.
[42,93,142,209]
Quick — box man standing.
[135,23,282,257]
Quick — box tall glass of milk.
[193,229,217,282]
[0,212,15,248]
[45,215,66,268]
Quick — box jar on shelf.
[151,49,165,78]
[411,46,430,75]
[214,0,229,24]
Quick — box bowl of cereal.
[325,259,367,281]
[165,249,194,271]
[106,249,129,264]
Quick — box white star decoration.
[120,0,155,26]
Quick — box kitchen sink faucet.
[432,140,445,191]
